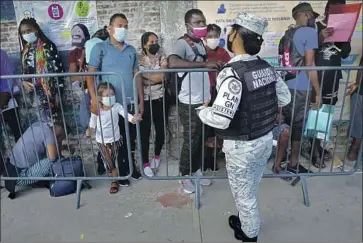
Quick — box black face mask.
[148,43,160,55]
[306,14,316,28]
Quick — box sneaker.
[118,179,130,187]
[179,178,195,194]
[150,156,161,169]
[194,169,212,186]
[144,166,154,177]
[131,169,142,180]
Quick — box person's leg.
[152,98,166,158]
[149,98,166,170]
[178,103,200,194]
[348,93,363,160]
[117,139,132,186]
[16,157,52,186]
[284,90,310,173]
[119,110,141,180]
[3,108,22,141]
[223,134,272,241]
[140,100,152,165]
[98,142,119,193]
[272,124,290,173]
[97,151,105,175]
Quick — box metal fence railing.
[132,66,363,209]
[1,66,362,210]
[0,72,135,208]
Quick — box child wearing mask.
[89,82,141,193]
[203,24,231,172]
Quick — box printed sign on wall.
[14,1,98,51]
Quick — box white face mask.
[102,95,116,107]
[23,32,37,43]
[113,27,128,42]
[206,38,219,50]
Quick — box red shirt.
[206,46,231,88]
[68,48,86,72]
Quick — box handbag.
[50,156,85,197]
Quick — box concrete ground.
[1,171,361,242]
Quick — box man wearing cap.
[197,12,291,242]
[280,2,321,174]
[310,0,351,167]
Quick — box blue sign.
[217,4,226,14]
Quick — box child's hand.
[85,128,92,137]
[131,114,142,124]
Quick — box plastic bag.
[304,105,335,142]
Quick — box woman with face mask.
[138,32,169,177]
[197,12,291,241]
[18,17,65,127]
[203,24,231,172]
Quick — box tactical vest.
[215,57,278,141]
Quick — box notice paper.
[325,13,358,42]
[324,3,362,43]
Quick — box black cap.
[292,2,320,19]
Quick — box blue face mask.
[113,27,128,42]
[102,95,116,107]
[23,32,37,43]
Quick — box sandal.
[312,156,326,169]
[110,181,119,194]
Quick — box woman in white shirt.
[89,82,140,194]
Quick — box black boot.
[228,215,258,242]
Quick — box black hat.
[292,2,320,19]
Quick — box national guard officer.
[197,12,291,242]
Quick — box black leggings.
[140,98,169,164]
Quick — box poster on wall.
[197,0,363,121]
[13,1,98,51]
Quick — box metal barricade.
[133,66,362,209]
[1,66,361,210]
[0,72,135,208]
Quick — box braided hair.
[18,18,55,51]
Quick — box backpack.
[278,25,304,81]
[166,35,207,103]
[49,156,88,197]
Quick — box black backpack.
[166,35,207,104]
[278,25,304,81]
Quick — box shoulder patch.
[228,79,242,95]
